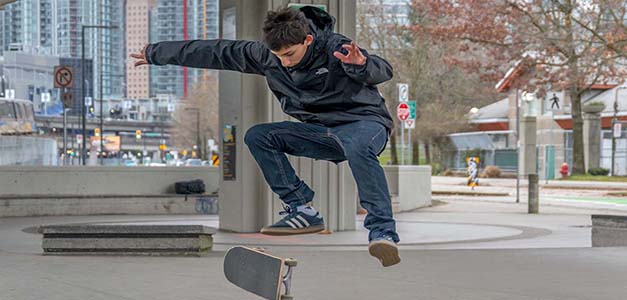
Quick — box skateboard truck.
[281,258,297,300]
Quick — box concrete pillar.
[519,116,537,177]
[528,174,539,214]
[583,111,602,171]
[218,0,358,233]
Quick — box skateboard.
[224,246,297,300]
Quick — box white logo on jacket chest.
[315,68,329,75]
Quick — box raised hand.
[333,41,367,65]
[130,44,149,67]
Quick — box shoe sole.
[260,225,326,236]
[368,240,401,267]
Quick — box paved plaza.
[2,197,627,300]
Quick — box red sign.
[397,103,410,121]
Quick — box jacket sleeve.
[339,48,394,86]
[145,39,271,75]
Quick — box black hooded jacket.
[145,6,394,132]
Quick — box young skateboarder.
[131,6,400,267]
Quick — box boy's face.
[271,34,314,68]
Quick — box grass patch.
[563,175,627,182]
[546,195,627,205]
[378,148,427,165]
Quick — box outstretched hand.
[333,41,367,65]
[130,44,149,67]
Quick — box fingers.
[134,60,148,67]
[333,51,349,62]
[130,44,149,67]
[130,53,145,59]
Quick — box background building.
[126,0,152,99]
[0,0,125,101]
[149,0,218,98]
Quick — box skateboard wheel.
[284,258,297,267]
[281,295,294,300]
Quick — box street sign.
[397,102,410,121]
[41,92,51,103]
[54,66,73,88]
[614,123,622,138]
[5,89,15,99]
[404,119,416,129]
[407,100,416,119]
[62,92,74,108]
[397,83,409,102]
[77,134,83,145]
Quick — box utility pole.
[611,86,626,176]
[81,24,119,165]
[516,89,520,203]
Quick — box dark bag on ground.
[174,179,206,194]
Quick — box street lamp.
[81,24,118,165]
[611,86,627,176]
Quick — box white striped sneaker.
[260,205,325,236]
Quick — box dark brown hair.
[262,7,309,51]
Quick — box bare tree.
[357,0,498,167]
[171,73,219,160]
[416,0,627,174]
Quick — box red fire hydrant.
[560,162,569,178]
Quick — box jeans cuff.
[282,188,314,209]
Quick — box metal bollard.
[528,174,539,214]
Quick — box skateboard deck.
[224,246,297,300]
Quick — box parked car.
[185,159,203,166]
[123,159,137,167]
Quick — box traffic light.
[135,130,142,140]
[94,128,100,137]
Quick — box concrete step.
[40,224,217,256]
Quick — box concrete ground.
[2,197,627,300]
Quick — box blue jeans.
[244,120,399,243]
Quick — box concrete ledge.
[591,215,627,247]
[0,166,219,196]
[41,224,217,256]
[384,165,432,213]
[0,194,219,217]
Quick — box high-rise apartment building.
[126,0,151,99]
[0,0,125,100]
[149,0,218,99]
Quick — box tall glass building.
[150,0,218,98]
[0,0,125,100]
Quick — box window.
[0,101,15,120]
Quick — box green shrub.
[588,168,609,176]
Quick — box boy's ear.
[304,34,314,46]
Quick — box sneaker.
[368,235,401,267]
[260,205,325,236]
